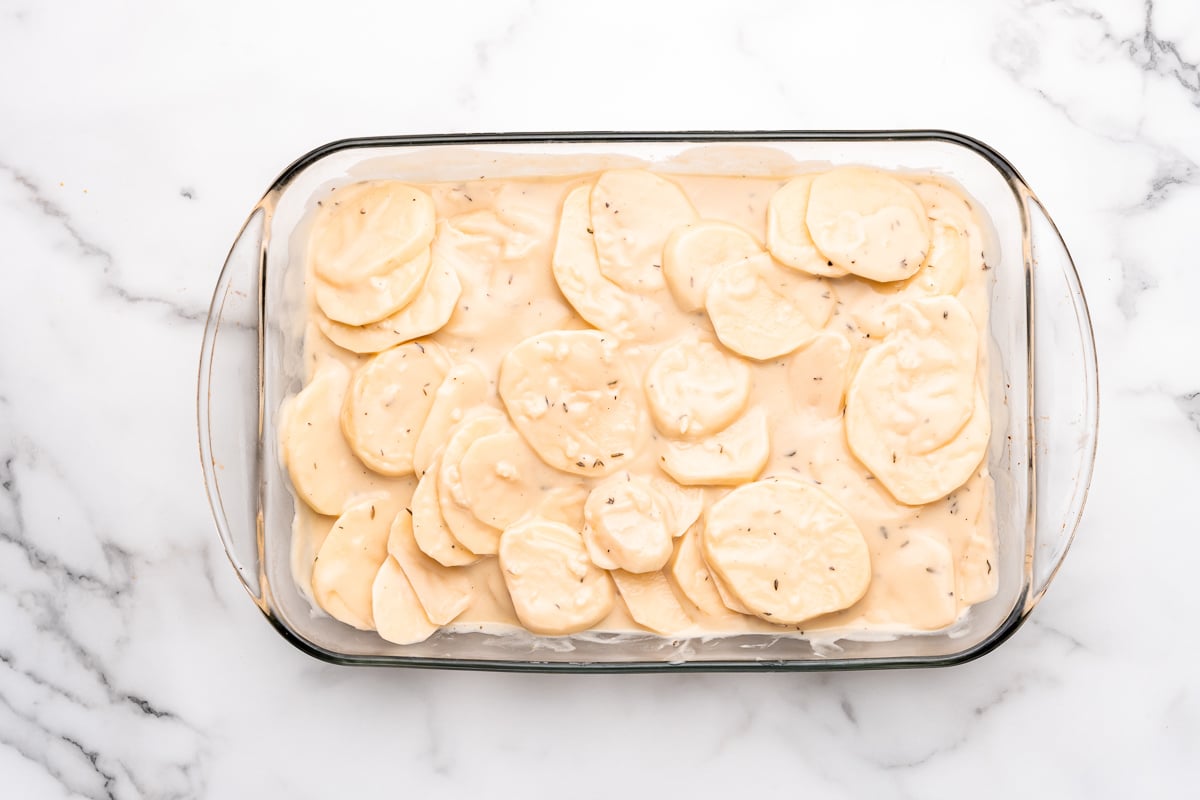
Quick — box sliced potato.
[705,254,834,360]
[845,297,987,505]
[317,253,462,354]
[437,412,509,555]
[282,361,406,515]
[660,407,770,486]
[702,476,871,624]
[862,532,957,631]
[582,472,674,573]
[663,220,763,311]
[531,484,590,531]
[551,185,675,341]
[765,176,848,278]
[805,167,930,282]
[314,246,433,326]
[412,361,490,478]
[457,426,561,530]
[310,181,436,287]
[668,524,735,617]
[340,340,450,476]
[645,338,752,438]
[411,453,479,567]
[498,329,646,477]
[590,169,698,293]
[498,519,616,635]
[372,556,439,645]
[788,331,852,417]
[386,507,472,625]
[610,570,694,635]
[647,475,705,537]
[311,496,400,630]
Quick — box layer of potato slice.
[372,556,440,645]
[663,220,763,311]
[312,495,402,630]
[645,338,752,438]
[660,407,770,486]
[410,452,479,567]
[437,412,509,555]
[386,507,472,625]
[314,246,432,326]
[412,361,490,478]
[611,570,694,636]
[498,519,615,635]
[582,472,675,573]
[702,476,871,624]
[765,175,849,278]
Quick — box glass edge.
[235,129,1050,672]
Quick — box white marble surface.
[1,0,1197,796]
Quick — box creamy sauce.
[282,164,998,643]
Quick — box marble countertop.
[2,0,1198,796]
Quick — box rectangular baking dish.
[198,131,1098,671]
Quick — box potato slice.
[667,524,734,617]
[311,496,401,630]
[862,532,957,631]
[805,167,930,282]
[788,331,852,416]
[498,329,646,477]
[317,254,462,354]
[647,475,705,537]
[590,169,698,293]
[531,484,590,531]
[660,407,770,486]
[437,412,509,555]
[610,570,694,636]
[457,426,562,530]
[845,297,987,505]
[551,185,674,341]
[340,340,450,476]
[705,254,834,360]
[765,176,849,278]
[582,472,674,573]
[663,220,763,311]
[645,338,752,438]
[412,361,490,478]
[372,556,439,645]
[386,507,472,625]
[498,519,615,636]
[282,361,406,515]
[314,246,433,326]
[411,453,479,567]
[310,181,436,287]
[702,476,871,624]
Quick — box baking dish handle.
[198,208,266,606]
[1025,191,1099,609]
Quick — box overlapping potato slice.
[647,475,705,537]
[662,220,763,311]
[411,453,479,567]
[317,253,462,354]
[705,254,835,360]
[282,361,405,515]
[861,532,957,630]
[314,247,433,326]
[339,340,450,476]
[311,181,436,287]
[372,556,439,645]
[551,185,674,341]
[788,331,852,416]
[805,167,930,282]
[387,506,472,625]
[610,570,694,635]
[765,176,848,278]
[498,329,646,476]
[437,412,509,555]
[845,296,987,505]
[702,476,871,624]
[582,472,675,573]
[412,361,490,478]
[457,425,563,530]
[312,495,402,630]
[645,338,752,438]
[590,169,698,293]
[667,524,734,617]
[660,407,770,486]
[498,519,616,635]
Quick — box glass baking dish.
[197,131,1097,671]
